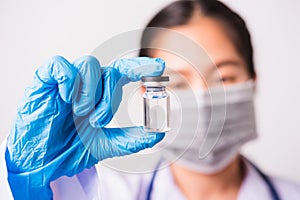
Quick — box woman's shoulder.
[271,176,300,199]
[241,158,300,199]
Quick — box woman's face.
[151,16,251,91]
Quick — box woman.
[92,0,300,199]
[2,0,300,199]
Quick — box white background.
[1,0,300,182]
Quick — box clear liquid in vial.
[143,96,170,132]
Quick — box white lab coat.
[1,139,300,200]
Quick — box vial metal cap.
[141,76,169,82]
[141,76,169,87]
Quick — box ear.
[252,73,257,92]
[252,73,257,82]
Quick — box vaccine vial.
[142,76,170,132]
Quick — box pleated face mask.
[160,80,258,174]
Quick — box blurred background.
[1,0,300,182]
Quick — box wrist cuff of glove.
[7,171,53,200]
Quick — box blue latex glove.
[5,55,166,200]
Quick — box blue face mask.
[160,81,258,174]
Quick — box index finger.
[110,57,166,85]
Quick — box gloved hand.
[5,55,166,200]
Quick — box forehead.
[151,16,244,71]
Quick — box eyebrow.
[198,59,244,78]
[214,60,242,68]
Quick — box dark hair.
[139,0,256,78]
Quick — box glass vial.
[142,76,170,132]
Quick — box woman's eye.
[218,77,236,83]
